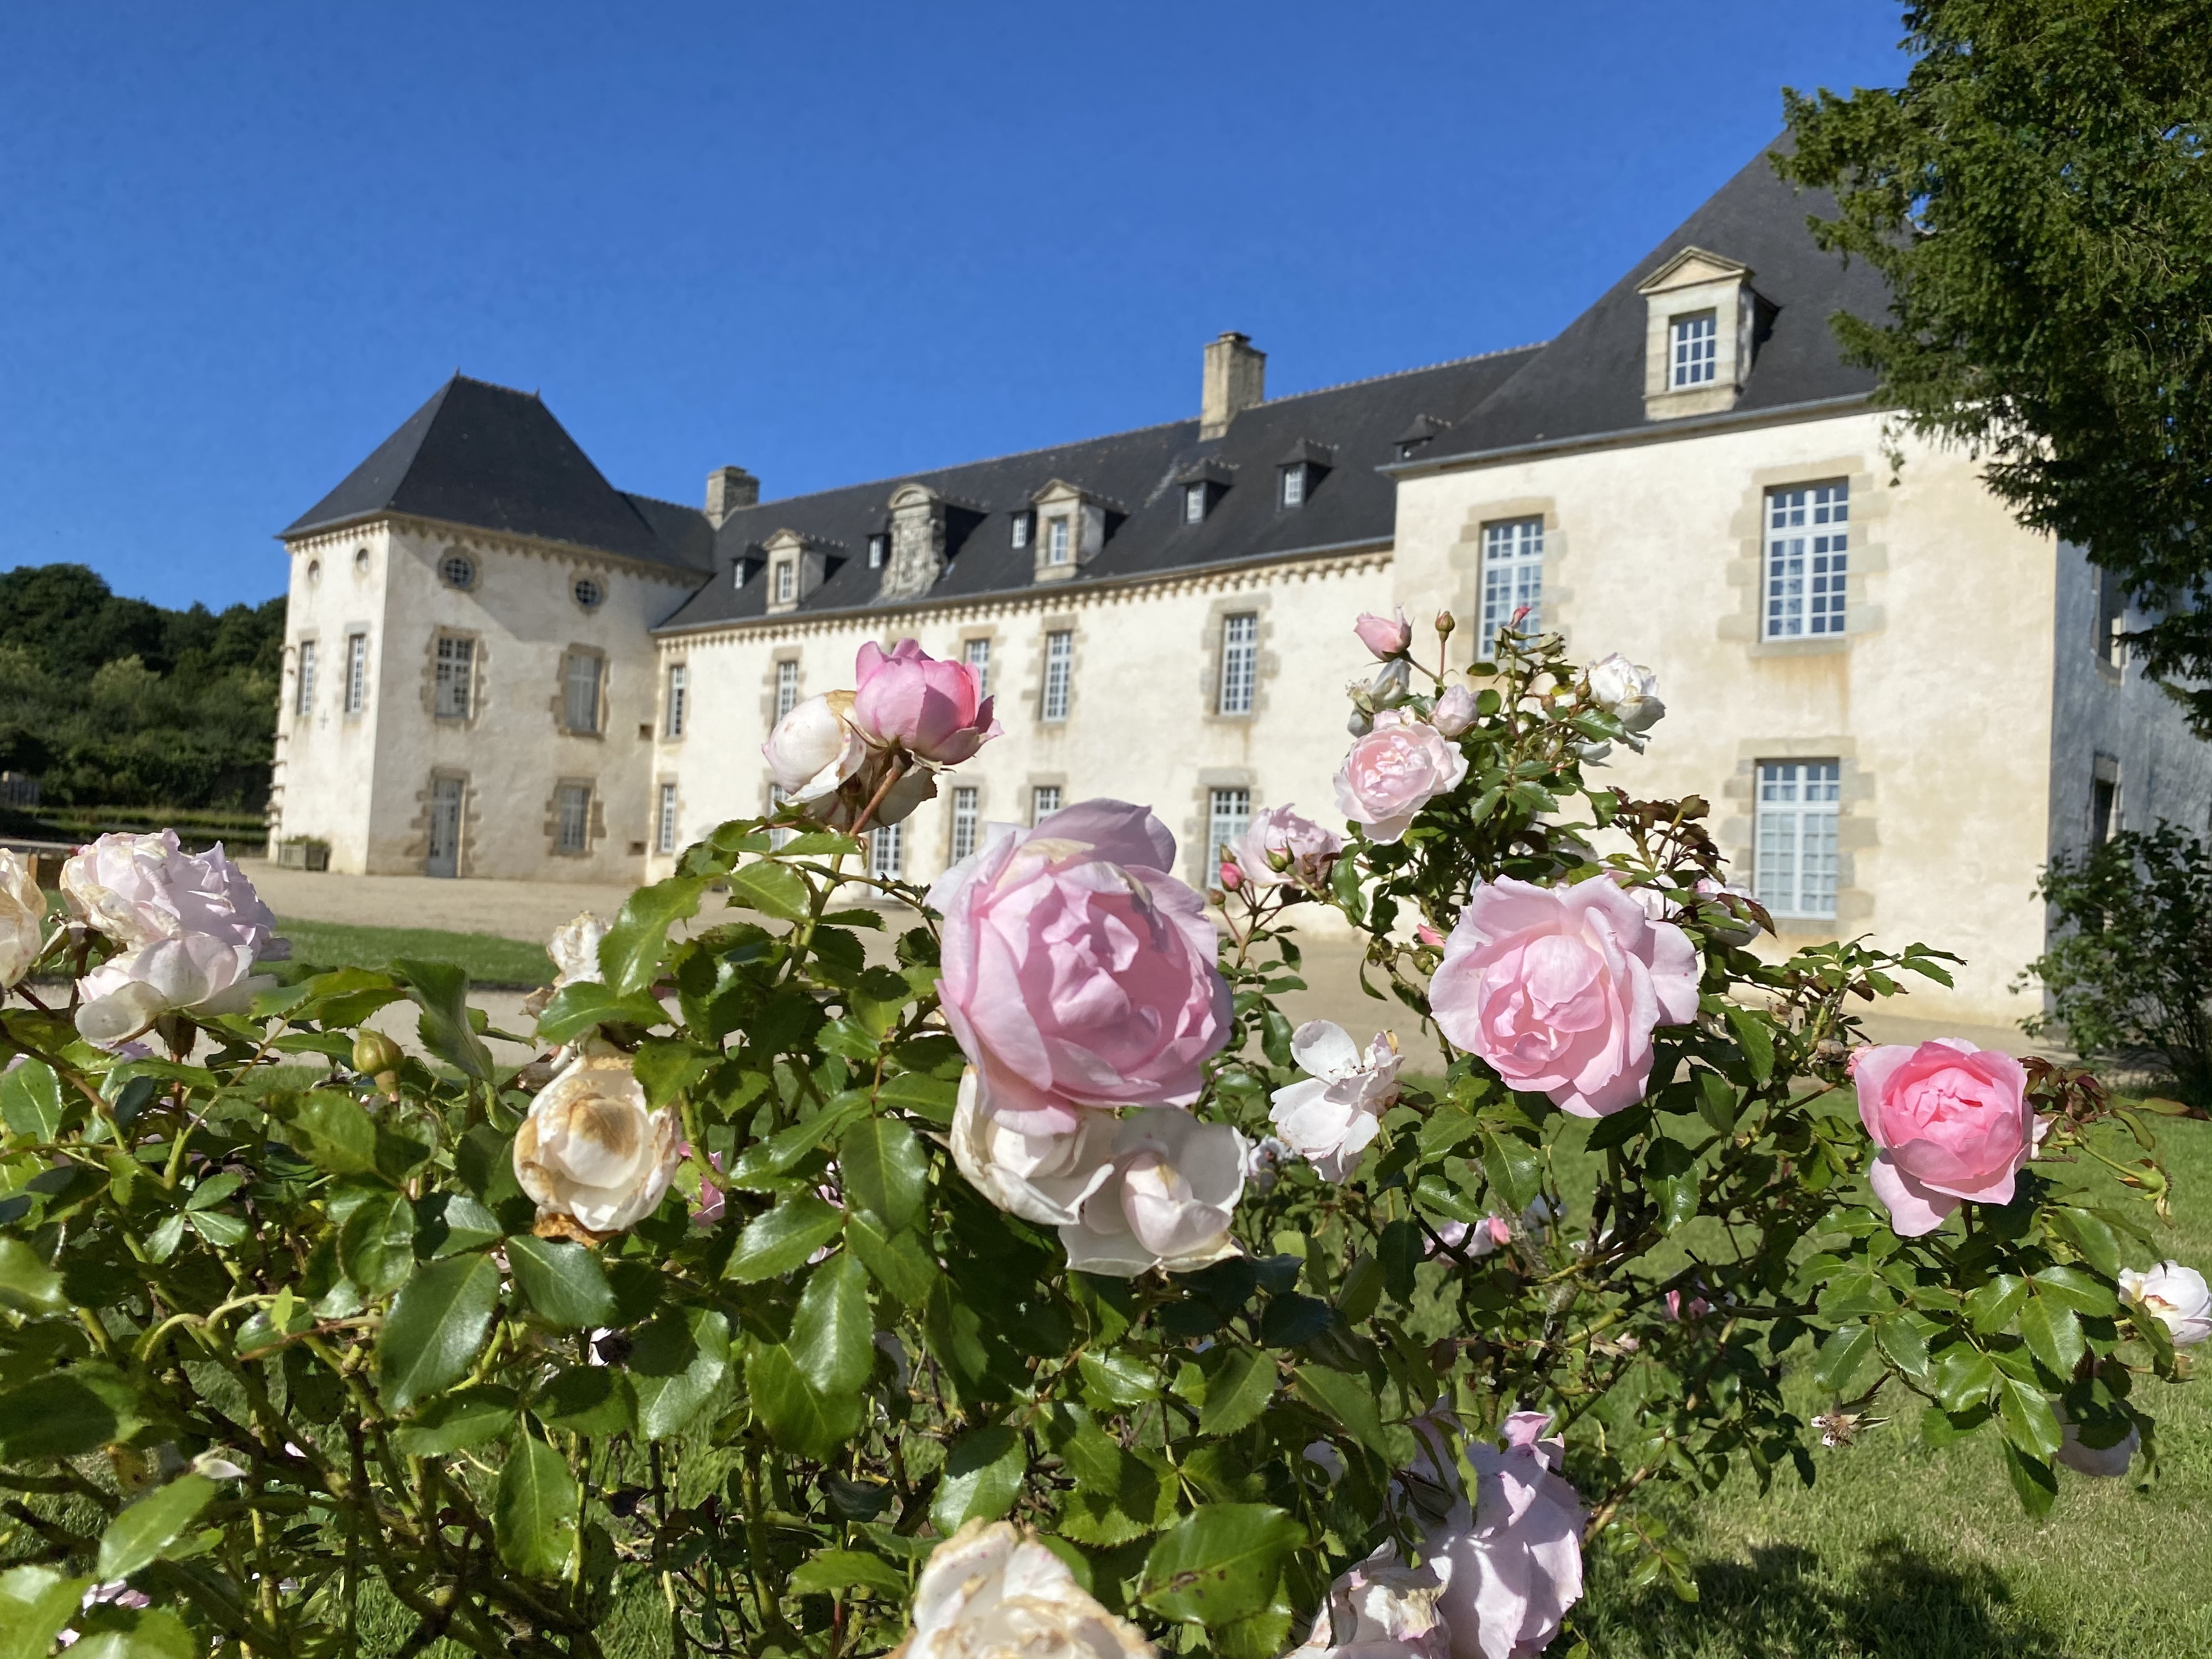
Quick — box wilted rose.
[902,1519,1154,1659]
[547,912,610,988]
[0,848,44,987]
[1233,804,1345,892]
[1852,1039,2040,1237]
[1060,1108,1245,1277]
[1269,1020,1402,1181]
[949,1069,1119,1227]
[1334,712,1471,844]
[514,1045,681,1236]
[850,638,1000,764]
[2119,1260,2210,1346]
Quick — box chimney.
[704,465,759,526]
[1200,331,1266,440]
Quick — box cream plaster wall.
[271,526,393,873]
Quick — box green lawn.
[269,917,552,988]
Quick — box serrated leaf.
[538,1365,635,1436]
[0,1237,67,1317]
[0,1564,95,1659]
[1644,1136,1700,1233]
[1141,1504,1306,1627]
[505,1236,618,1328]
[97,1474,217,1581]
[493,1436,579,1579]
[391,1386,519,1456]
[2001,1440,2058,1519]
[1080,1352,1161,1408]
[749,1341,864,1459]
[1967,1274,2027,1335]
[1695,1070,1738,1133]
[1200,1348,1277,1437]
[339,1190,416,1297]
[724,1193,845,1283]
[839,1116,928,1232]
[630,1306,730,1440]
[1481,1132,1542,1212]
[2051,1207,2123,1279]
[1874,1314,1931,1381]
[2032,1264,2117,1316]
[1722,1006,1773,1082]
[288,1090,378,1176]
[415,1191,505,1259]
[395,959,494,1081]
[600,876,706,996]
[67,1607,195,1659]
[930,1425,1026,1532]
[0,1367,146,1462]
[787,1549,909,1600]
[2017,1296,2085,1380]
[729,860,813,922]
[790,1253,872,1396]
[1994,1377,2063,1459]
[1813,1323,1876,1393]
[1291,1365,1390,1456]
[377,1253,500,1412]
[847,1208,936,1307]
[534,982,672,1045]
[0,1058,66,1142]
[875,1070,958,1125]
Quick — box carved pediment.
[1637,245,1753,296]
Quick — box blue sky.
[0,2,1908,611]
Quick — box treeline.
[0,563,284,811]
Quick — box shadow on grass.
[1578,1537,2065,1659]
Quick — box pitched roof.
[281,376,713,573]
[652,346,1539,634]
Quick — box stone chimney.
[1200,332,1266,439]
[704,465,760,526]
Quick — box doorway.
[426,777,463,878]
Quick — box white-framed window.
[1671,311,1718,387]
[1030,785,1061,826]
[951,785,980,864]
[656,781,679,854]
[343,633,369,715]
[870,820,904,878]
[1207,787,1251,875]
[1218,613,1257,715]
[1763,481,1849,639]
[962,637,991,698]
[1753,760,1840,918]
[1041,630,1073,721]
[564,652,602,734]
[775,658,799,719]
[1280,465,1305,508]
[556,782,592,854]
[434,635,473,719]
[1011,512,1031,550]
[868,533,888,569]
[775,560,795,603]
[1479,517,1544,653]
[665,663,688,737]
[1046,517,1071,565]
[1184,483,1207,524]
[768,784,794,850]
[295,640,316,717]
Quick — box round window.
[440,553,477,590]
[306,558,321,584]
[353,546,371,573]
[573,577,604,610]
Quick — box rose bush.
[0,611,2193,1659]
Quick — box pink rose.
[1429,1413,1587,1659]
[850,639,1000,764]
[1431,684,1479,738]
[1354,607,1412,659]
[1233,804,1345,891]
[1852,1038,2040,1236]
[1334,712,1470,843]
[63,830,282,957]
[927,799,1233,1135]
[1431,876,1699,1117]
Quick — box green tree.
[1777,1,2212,727]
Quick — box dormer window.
[774,560,795,603]
[1279,466,1306,509]
[867,533,888,569]
[1047,516,1071,565]
[1175,459,1232,524]
[1026,479,1119,583]
[1184,483,1207,524]
[1671,311,1718,387]
[1277,440,1331,510]
[1637,247,1764,420]
[1011,511,1032,550]
[1393,414,1448,462]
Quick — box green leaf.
[1722,1006,1774,1083]
[69,1607,196,1659]
[390,1386,519,1456]
[0,1058,66,1142]
[340,1190,416,1297]
[2051,1208,2123,1279]
[377,1253,501,1412]
[1481,1132,1542,1212]
[748,1341,864,1459]
[1813,1323,1876,1393]
[1967,1274,2027,1335]
[875,1070,959,1125]
[790,1252,873,1396]
[787,1549,909,1600]
[506,1236,618,1329]
[0,1565,95,1659]
[729,859,813,922]
[930,1424,1028,1532]
[839,1116,928,1232]
[1934,1345,1996,1413]
[1291,1365,1390,1457]
[1141,1504,1306,1627]
[0,1368,145,1462]
[1200,1348,1277,1438]
[493,1436,580,1579]
[1694,1070,1738,1134]
[629,1306,730,1440]
[2032,1265,2118,1317]
[415,1192,505,1259]
[97,1474,217,1581]
[2001,1440,2058,1519]
[1994,1377,2063,1459]
[288,1089,378,1175]
[633,1039,713,1111]
[0,1237,67,1317]
[601,876,706,995]
[2018,1296,2086,1381]
[1080,1353,1161,1409]
[534,982,673,1045]
[1874,1314,1932,1381]
[395,959,494,1081]
[846,1209,936,1308]
[539,1365,635,1436]
[1644,1137,1700,1233]
[724,1193,845,1283]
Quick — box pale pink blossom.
[904,1520,1153,1659]
[1355,608,1413,659]
[850,638,1000,764]
[1431,684,1480,738]
[75,932,267,1047]
[1430,1215,1514,1260]
[762,690,936,830]
[1290,1548,1451,1659]
[0,848,44,987]
[1335,712,1470,844]
[1269,1021,1402,1181]
[1060,1108,1245,1277]
[1852,1039,2041,1237]
[63,831,280,957]
[1233,804,1345,891]
[1431,876,1699,1117]
[1427,1413,1587,1659]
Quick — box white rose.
[0,848,45,987]
[74,933,266,1048]
[1061,1108,1245,1278]
[905,1519,1154,1659]
[762,691,868,804]
[546,912,610,988]
[514,1044,681,1235]
[1430,684,1480,740]
[1584,653,1664,735]
[950,1069,1118,1227]
[2119,1260,2210,1346]
[2056,1412,2138,1479]
[1269,1021,1402,1181]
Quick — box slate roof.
[281,376,714,574]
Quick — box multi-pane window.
[1479,518,1544,653]
[1280,466,1305,508]
[775,561,795,603]
[295,640,316,717]
[951,785,980,864]
[962,637,991,698]
[1207,788,1251,876]
[1184,483,1207,524]
[775,658,800,720]
[868,533,888,569]
[768,785,794,850]
[870,820,904,878]
[564,652,602,734]
[434,635,473,719]
[1753,760,1841,919]
[1218,613,1258,715]
[1671,311,1717,387]
[1012,512,1031,550]
[1031,785,1062,825]
[556,783,592,854]
[1047,517,1071,565]
[665,663,688,737]
[344,633,369,715]
[1763,481,1849,639]
[1041,630,1073,721]
[656,782,679,854]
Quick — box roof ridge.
[448,372,541,399]
[1258,341,1550,406]
[622,488,708,515]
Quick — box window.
[1184,483,1207,524]
[868,533,889,569]
[775,561,795,603]
[565,652,602,734]
[1753,760,1841,919]
[1030,785,1062,826]
[665,664,689,737]
[1479,518,1544,653]
[870,820,904,878]
[353,546,370,573]
[440,553,476,590]
[1041,630,1073,721]
[1011,512,1031,550]
[962,637,991,698]
[1671,311,1718,387]
[1279,465,1305,508]
[2094,568,2128,667]
[295,640,316,717]
[1207,787,1251,876]
[307,559,321,584]
[1046,517,1071,565]
[951,785,980,863]
[1218,613,1258,715]
[657,782,679,854]
[2092,776,2120,844]
[434,635,473,719]
[1763,481,1849,639]
[775,659,800,720]
[556,783,592,854]
[344,633,368,715]
[573,577,603,610]
[768,785,794,850]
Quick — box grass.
[269,917,551,987]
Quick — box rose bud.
[1353,608,1413,659]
